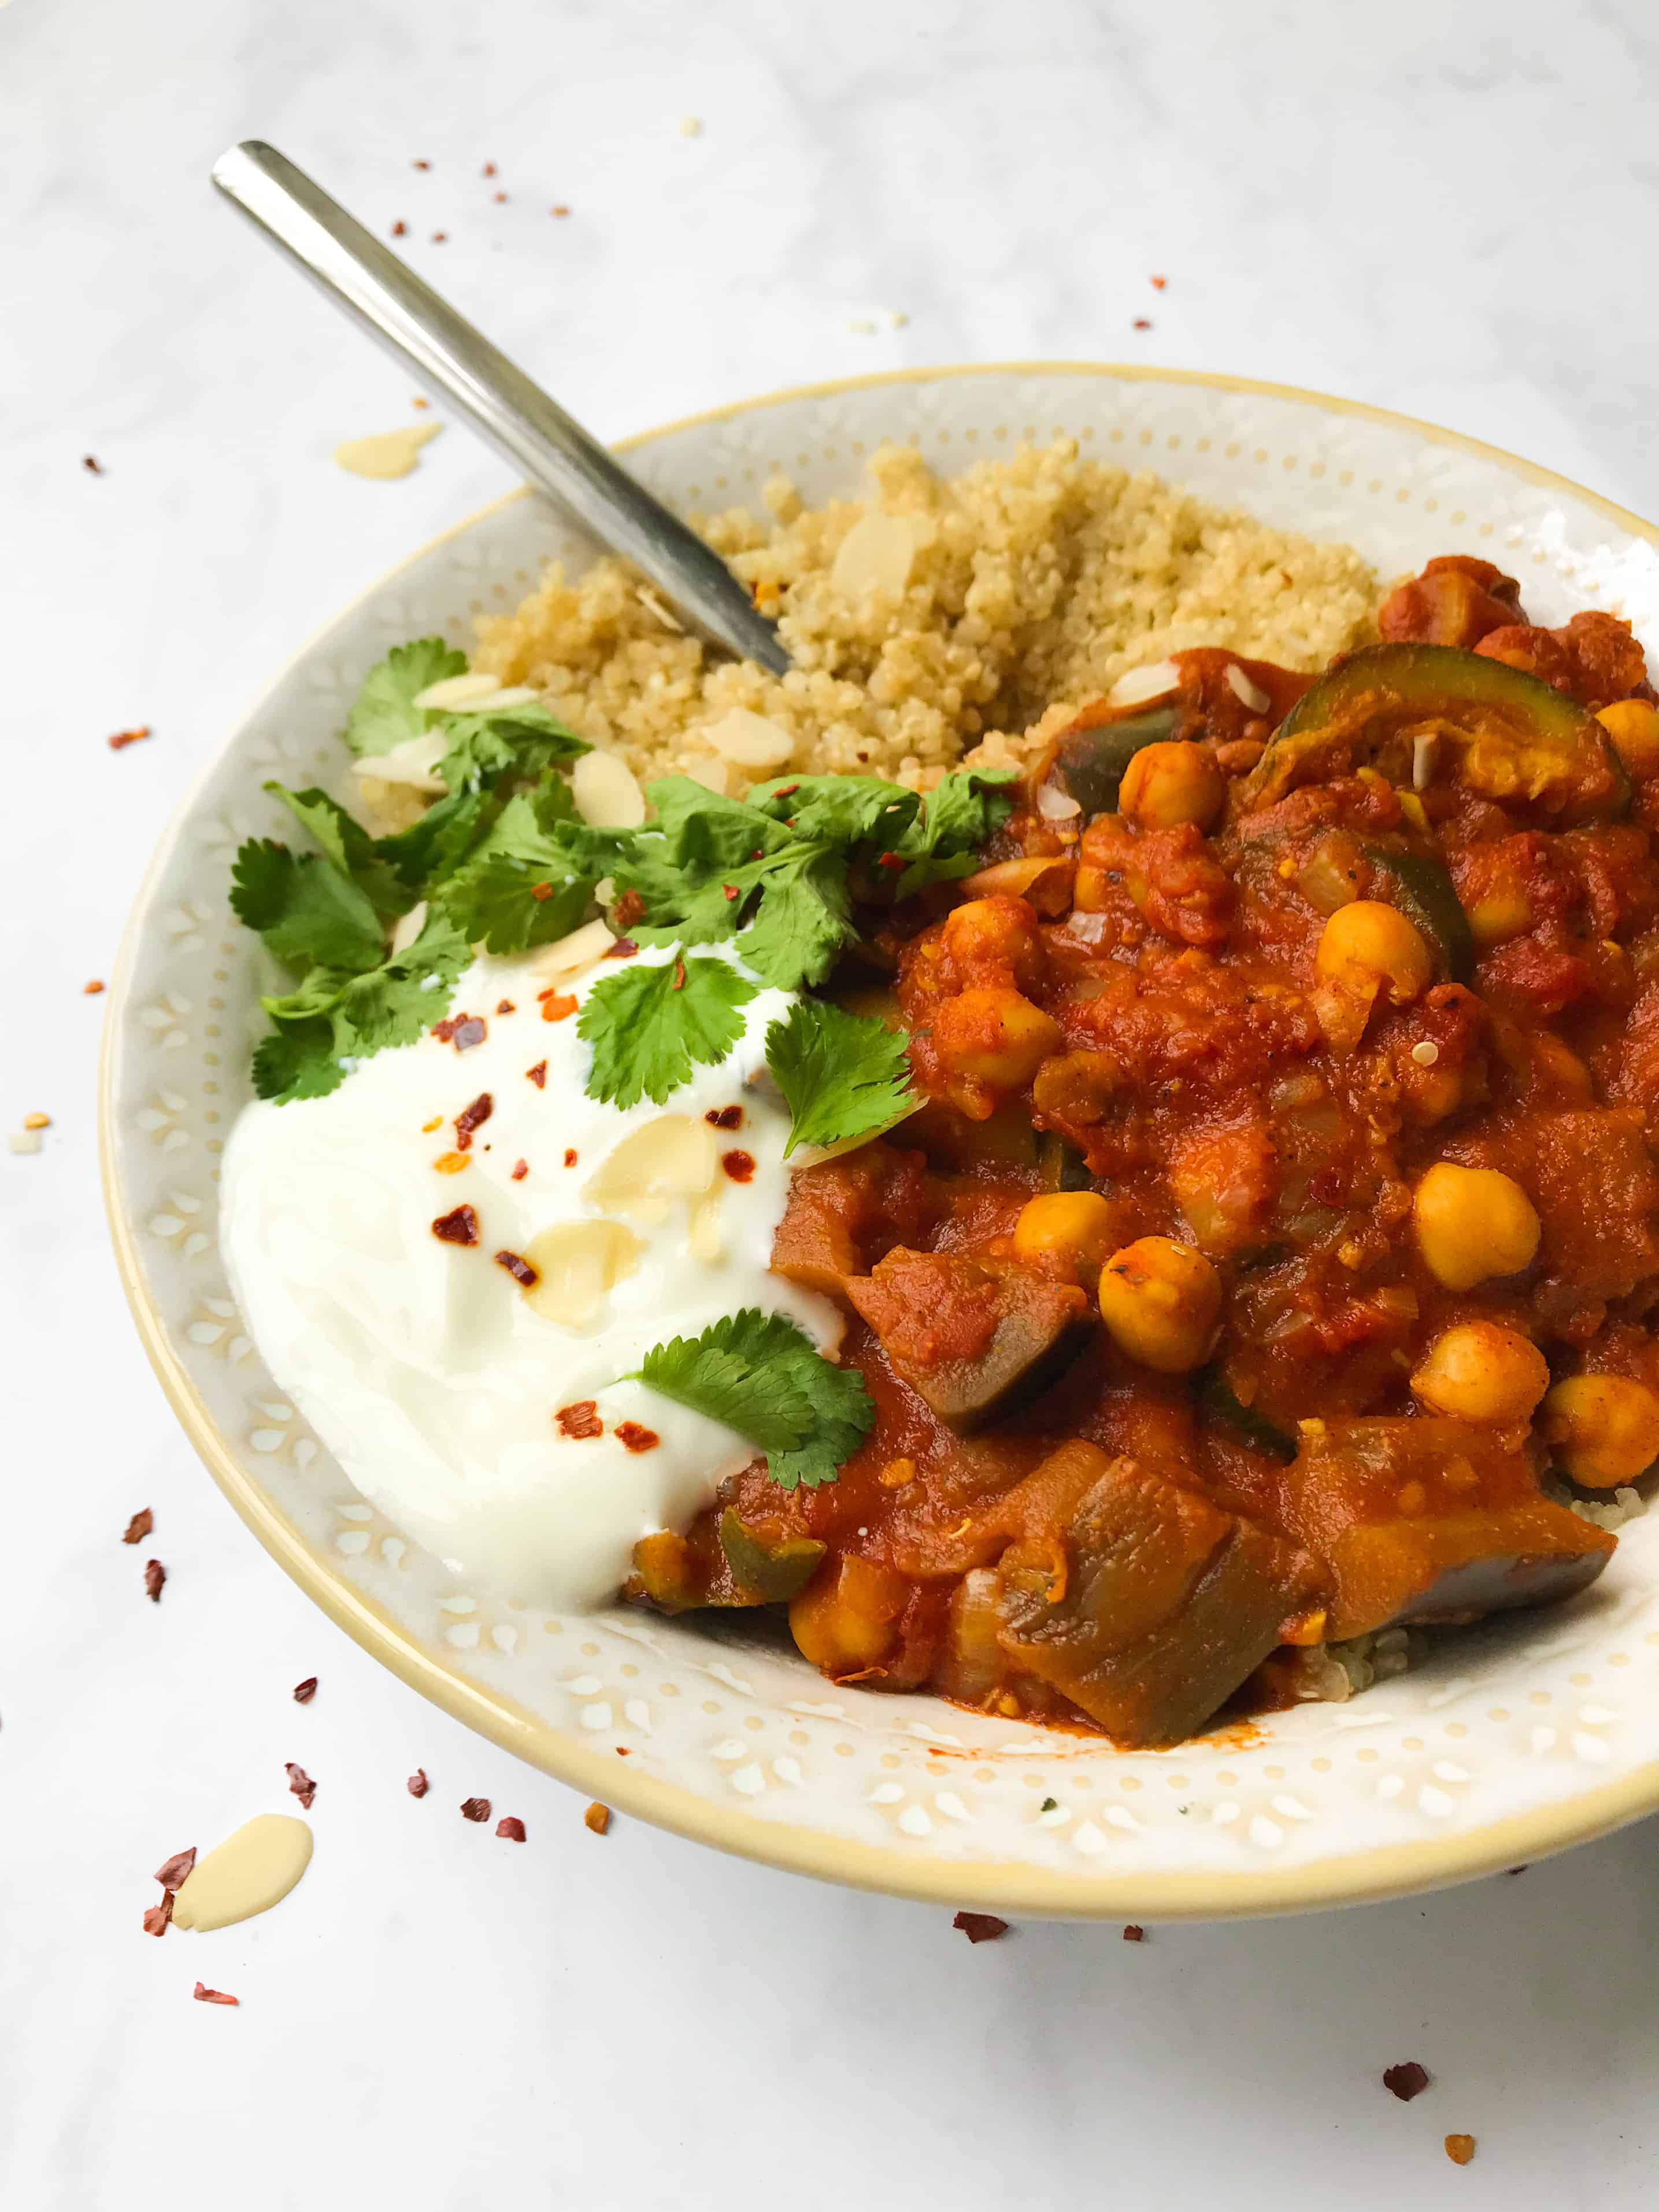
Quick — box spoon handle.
[212,140,788,676]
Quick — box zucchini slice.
[1041,702,1182,817]
[1358,842,1475,985]
[1243,643,1629,823]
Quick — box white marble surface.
[6,0,1659,2204]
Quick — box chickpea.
[1597,698,1659,782]
[1118,741,1225,833]
[1314,900,1434,1006]
[1014,1190,1121,1289]
[1411,1321,1550,1426]
[940,894,1044,990]
[789,1555,906,1672]
[1096,1234,1222,1374]
[1542,1374,1659,1488]
[1413,1162,1541,1291]
[930,985,1062,1091]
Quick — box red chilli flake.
[705,1104,743,1129]
[144,1559,166,1602]
[155,1847,197,1892]
[510,1158,528,1181]
[122,1507,153,1545]
[1133,317,1153,330]
[605,937,639,959]
[953,1911,1009,1944]
[482,161,497,177]
[285,1762,317,1810]
[551,204,570,218]
[529,880,555,902]
[494,1248,539,1288]
[876,850,905,871]
[83,453,104,474]
[1150,273,1168,289]
[614,1422,660,1454]
[453,1016,487,1050]
[563,1148,577,1168]
[142,1895,174,1938]
[412,157,431,169]
[460,1797,491,1822]
[407,1769,429,1799]
[292,1677,318,1705]
[495,1815,527,1841]
[721,1149,755,1184]
[525,1059,547,1087]
[493,191,508,204]
[613,888,646,928]
[431,1204,480,1246]
[495,998,516,1015]
[193,1983,239,2006]
[390,219,407,236]
[108,725,152,750]
[540,992,578,1023]
[84,978,105,994]
[1122,1924,1146,1942]
[721,884,740,901]
[672,960,687,992]
[556,1400,603,1440]
[453,1092,494,1149]
[584,1802,611,1834]
[1383,2063,1431,2102]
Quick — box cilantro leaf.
[644,776,794,870]
[251,909,473,1101]
[373,786,503,896]
[438,791,601,953]
[734,847,856,990]
[749,774,921,847]
[229,839,386,972]
[251,1018,346,1104]
[630,1308,873,1489]
[765,1000,915,1156]
[264,783,414,920]
[343,638,466,756]
[436,701,589,795]
[890,768,1017,899]
[577,957,757,1109]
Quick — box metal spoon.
[211,140,789,676]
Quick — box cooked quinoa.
[474,437,1379,793]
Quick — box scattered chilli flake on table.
[407,1769,429,1799]
[292,1677,318,1704]
[1445,2136,1476,2166]
[83,453,103,472]
[142,1895,174,1938]
[284,1762,316,1810]
[192,1983,239,2007]
[83,978,105,994]
[460,1797,491,1822]
[155,1847,197,1891]
[953,1912,1009,1944]
[495,1816,527,1841]
[107,725,151,750]
[583,1803,611,1835]
[143,1559,166,1602]
[1122,1925,1147,1942]
[121,1508,153,1545]
[1384,2063,1431,2102]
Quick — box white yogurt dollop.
[220,945,838,1609]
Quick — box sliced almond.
[1225,662,1272,714]
[1106,659,1181,708]
[701,709,795,772]
[389,899,428,956]
[572,749,647,827]
[354,776,429,837]
[171,1815,313,1933]
[683,754,731,797]
[521,1219,644,1328]
[527,918,616,986]
[413,671,503,711]
[584,1113,718,1223]
[351,731,449,793]
[687,1186,725,1263]
[830,509,916,600]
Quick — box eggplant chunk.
[1244,643,1629,823]
[1277,1415,1615,1641]
[1042,702,1182,818]
[997,1443,1321,1747]
[844,1249,1091,1431]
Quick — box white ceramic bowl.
[103,364,1659,1918]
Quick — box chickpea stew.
[630,558,1659,1749]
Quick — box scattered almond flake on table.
[846,318,876,334]
[495,1815,527,1841]
[1445,2135,1476,2166]
[284,1762,316,1810]
[953,1911,1009,1944]
[583,1802,611,1836]
[8,1131,42,1154]
[121,1508,153,1545]
[107,724,151,750]
[1383,2062,1431,2101]
[172,1817,312,1932]
[333,421,443,480]
[143,1558,166,1602]
[679,115,702,135]
[292,1676,317,1704]
[192,1982,239,2006]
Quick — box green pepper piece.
[1359,842,1475,985]
[717,1510,827,1603]
[1046,703,1181,817]
[1197,1368,1297,1463]
[1244,643,1629,824]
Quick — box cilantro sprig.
[630,1308,874,1489]
[577,957,758,1109]
[765,1000,916,1155]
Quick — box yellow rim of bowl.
[100,361,1659,1919]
